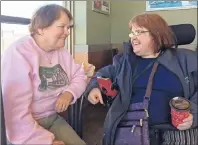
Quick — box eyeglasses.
[129,30,149,37]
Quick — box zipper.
[174,54,189,96]
[184,57,191,95]
[145,109,149,117]
[131,125,136,133]
[130,119,143,133]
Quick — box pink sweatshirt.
[1,35,87,144]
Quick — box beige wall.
[74,0,111,45]
[74,1,197,51]
[111,1,197,50]
[73,1,197,66]
[86,0,111,45]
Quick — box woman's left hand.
[55,91,73,113]
[177,113,193,130]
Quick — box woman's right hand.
[52,140,65,145]
[88,88,104,105]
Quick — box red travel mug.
[169,97,190,128]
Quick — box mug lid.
[170,97,190,110]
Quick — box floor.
[82,102,108,145]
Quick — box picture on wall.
[92,0,110,15]
[146,1,197,11]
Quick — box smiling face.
[129,23,156,57]
[128,13,177,57]
[38,11,73,50]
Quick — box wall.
[86,0,111,45]
[74,0,112,69]
[74,1,197,68]
[111,1,197,51]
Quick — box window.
[1,1,64,55]
[1,24,29,55]
[1,1,64,18]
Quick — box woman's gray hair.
[29,4,72,35]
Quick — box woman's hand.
[177,113,193,130]
[55,91,73,113]
[88,88,104,105]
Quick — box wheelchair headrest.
[170,24,196,45]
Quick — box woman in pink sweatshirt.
[1,4,87,145]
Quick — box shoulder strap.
[144,62,159,100]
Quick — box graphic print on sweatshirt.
[38,64,69,92]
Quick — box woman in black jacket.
[84,13,197,145]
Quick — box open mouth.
[132,41,140,46]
